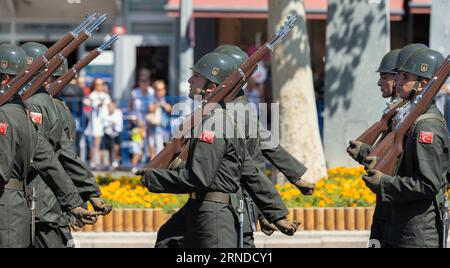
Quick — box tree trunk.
[268,0,327,182]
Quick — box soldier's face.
[377,73,396,98]
[188,72,207,99]
[395,71,419,99]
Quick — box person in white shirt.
[84,78,111,169]
[100,101,123,170]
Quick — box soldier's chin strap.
[200,80,216,97]
[407,80,421,100]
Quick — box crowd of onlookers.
[59,68,172,170]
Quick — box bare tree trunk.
[268,0,327,182]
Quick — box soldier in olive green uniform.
[51,64,112,231]
[215,45,314,247]
[347,44,429,246]
[137,52,297,248]
[363,48,449,248]
[153,47,303,248]
[0,44,95,248]
[20,42,111,248]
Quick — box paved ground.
[72,231,372,248]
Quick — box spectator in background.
[130,68,155,123]
[130,116,146,168]
[59,78,85,155]
[130,68,155,161]
[78,76,91,96]
[100,101,123,170]
[147,80,172,158]
[85,78,111,170]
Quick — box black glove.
[134,168,146,176]
[259,217,277,236]
[274,218,299,236]
[347,140,364,160]
[89,197,112,215]
[294,179,315,195]
[69,215,85,231]
[70,206,98,225]
[362,169,383,194]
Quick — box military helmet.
[397,48,444,79]
[20,42,48,66]
[376,49,400,74]
[394,43,428,70]
[214,45,249,66]
[53,59,68,77]
[190,52,238,84]
[0,44,27,75]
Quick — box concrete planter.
[79,207,380,232]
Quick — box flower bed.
[98,166,375,211]
[76,166,449,232]
[77,207,376,232]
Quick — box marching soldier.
[0,44,95,248]
[363,48,448,248]
[20,42,111,248]
[137,51,298,248]
[347,44,428,246]
[215,45,314,247]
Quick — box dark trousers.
[0,189,31,248]
[156,199,240,248]
[34,223,73,248]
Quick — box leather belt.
[2,178,25,191]
[189,192,230,204]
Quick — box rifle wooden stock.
[356,100,407,145]
[21,31,94,101]
[367,55,450,175]
[146,16,297,169]
[48,49,101,97]
[147,39,284,168]
[0,33,75,106]
[147,65,257,169]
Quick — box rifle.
[366,55,450,175]
[146,15,298,169]
[47,35,119,97]
[0,13,98,106]
[21,14,108,101]
[356,98,407,145]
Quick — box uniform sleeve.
[0,112,15,184]
[58,130,101,201]
[240,148,288,223]
[142,135,227,194]
[381,119,448,202]
[261,144,307,184]
[31,133,83,211]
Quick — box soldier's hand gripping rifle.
[0,13,98,106]
[354,99,407,146]
[365,55,450,175]
[47,35,119,97]
[21,14,108,101]
[146,15,298,169]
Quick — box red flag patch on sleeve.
[0,123,8,136]
[419,131,433,144]
[200,130,215,144]
[29,112,43,125]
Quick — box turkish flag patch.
[29,112,43,125]
[0,123,8,136]
[419,131,433,144]
[200,130,215,144]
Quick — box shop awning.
[167,0,405,21]
[409,0,432,14]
